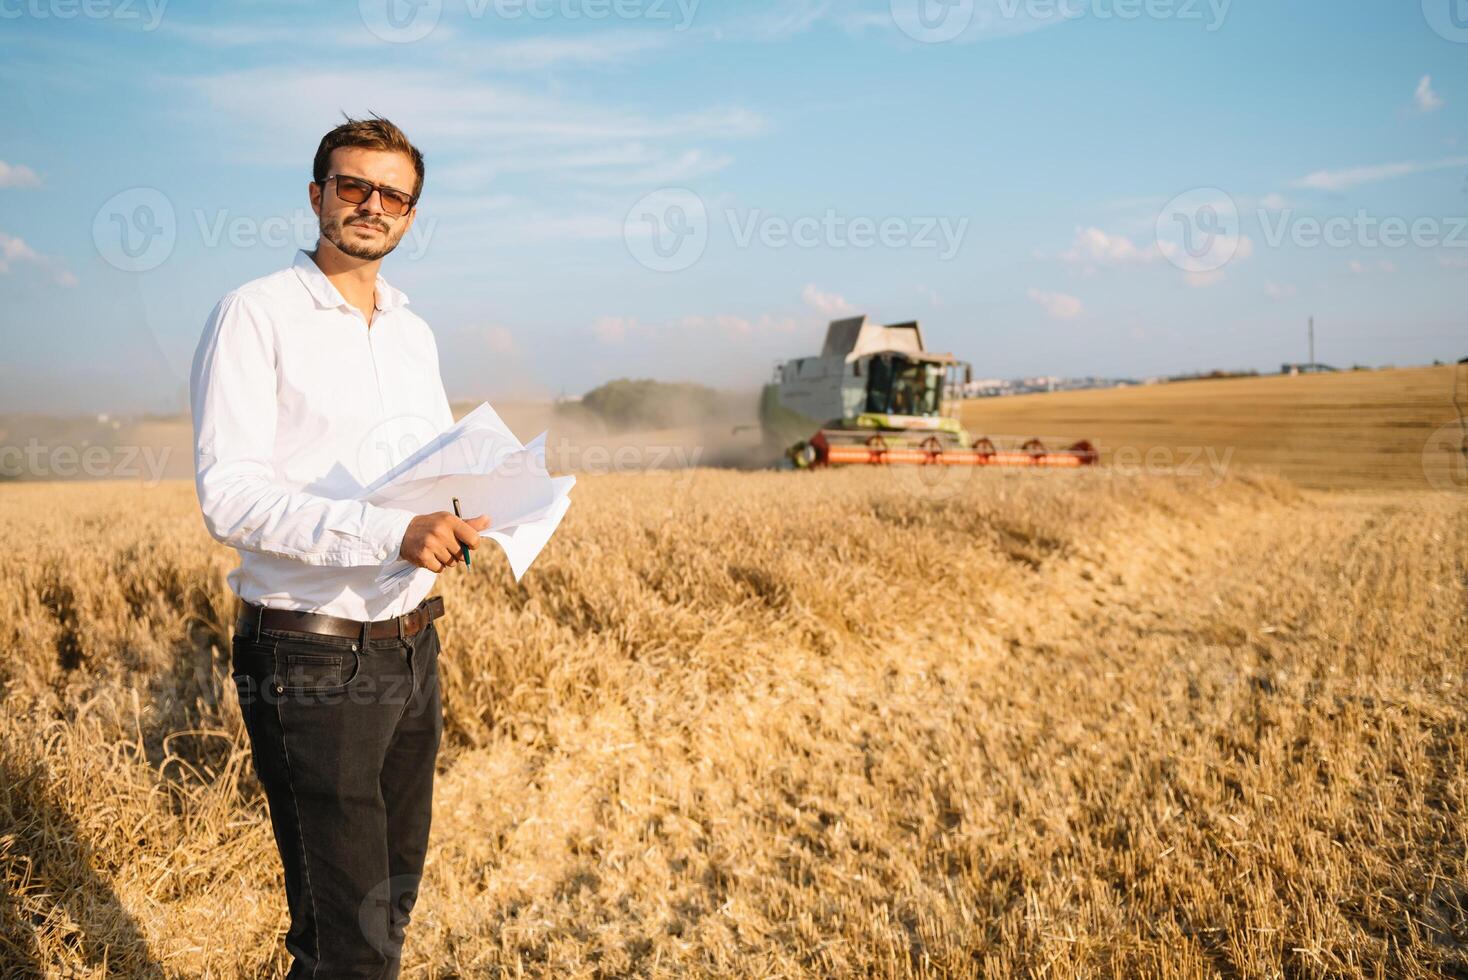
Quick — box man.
[190,115,487,978]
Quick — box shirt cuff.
[360,505,415,564]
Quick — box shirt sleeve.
[189,292,415,567]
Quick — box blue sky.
[1,0,1465,413]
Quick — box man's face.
[310,146,418,261]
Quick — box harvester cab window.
[864,356,944,416]
[890,361,940,416]
[921,363,943,414]
[865,357,895,414]
[891,376,915,415]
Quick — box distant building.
[1282,363,1339,376]
[958,376,1141,398]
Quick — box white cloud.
[1257,193,1289,211]
[802,283,855,317]
[747,1,833,39]
[0,233,36,270]
[566,148,733,187]
[1151,232,1254,284]
[593,316,633,344]
[1027,288,1083,320]
[164,20,676,68]
[477,33,674,71]
[181,67,765,191]
[0,161,41,188]
[1293,156,1468,191]
[840,0,1077,43]
[0,232,75,286]
[189,68,766,146]
[1441,255,1468,269]
[1060,226,1164,266]
[1057,224,1251,284]
[159,21,395,49]
[1414,75,1444,114]
[1264,281,1298,299]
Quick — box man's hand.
[399,511,491,572]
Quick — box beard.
[320,213,405,261]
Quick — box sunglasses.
[321,173,417,217]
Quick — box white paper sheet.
[366,403,574,592]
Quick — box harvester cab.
[759,316,1098,469]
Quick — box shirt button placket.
[365,310,387,414]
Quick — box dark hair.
[313,113,425,200]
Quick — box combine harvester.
[759,316,1098,469]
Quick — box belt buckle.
[402,598,430,638]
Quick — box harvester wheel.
[864,434,888,462]
[789,442,818,468]
[1069,440,1100,465]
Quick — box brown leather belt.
[236,595,445,643]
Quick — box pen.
[452,497,471,568]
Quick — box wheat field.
[959,364,1468,491]
[0,457,1464,978]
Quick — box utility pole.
[1308,316,1315,367]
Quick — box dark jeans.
[230,615,444,979]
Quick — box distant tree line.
[1167,369,1261,383]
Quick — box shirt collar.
[292,248,410,313]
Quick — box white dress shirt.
[190,248,453,620]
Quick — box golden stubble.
[0,464,1463,978]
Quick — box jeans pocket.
[275,639,362,694]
